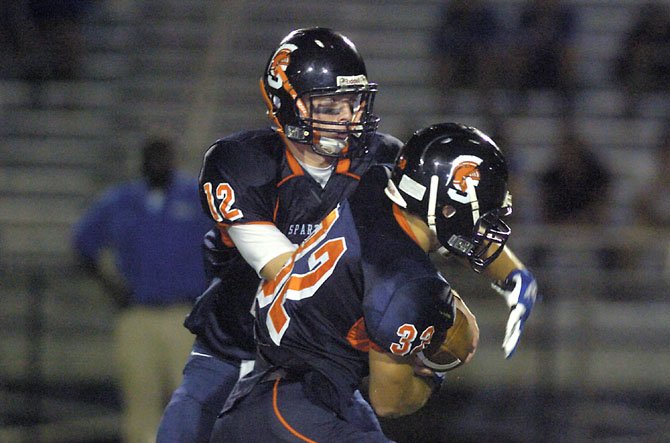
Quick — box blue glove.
[491,269,538,358]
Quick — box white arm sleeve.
[227,224,297,276]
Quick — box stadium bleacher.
[1,0,668,441]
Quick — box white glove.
[491,269,538,359]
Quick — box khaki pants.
[114,304,194,443]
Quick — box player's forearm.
[368,349,435,418]
[483,246,525,281]
[227,224,297,278]
[370,372,434,418]
[259,251,294,280]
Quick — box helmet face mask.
[261,28,379,157]
[304,91,375,156]
[385,123,512,272]
[442,205,512,272]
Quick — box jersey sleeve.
[227,224,297,275]
[198,139,278,225]
[364,276,454,357]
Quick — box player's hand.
[491,269,538,359]
[412,358,446,392]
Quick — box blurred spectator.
[529,121,621,294]
[431,0,502,114]
[0,1,39,79]
[510,0,578,116]
[535,121,616,278]
[28,0,93,80]
[633,124,670,283]
[614,2,670,117]
[539,122,611,224]
[634,125,670,228]
[72,137,212,443]
[0,0,92,81]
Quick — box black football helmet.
[260,27,379,157]
[385,123,512,272]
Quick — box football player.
[210,123,538,442]
[156,28,403,442]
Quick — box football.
[421,291,479,371]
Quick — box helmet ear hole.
[442,205,456,219]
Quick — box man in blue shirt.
[72,137,212,443]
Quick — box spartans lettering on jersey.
[287,223,317,237]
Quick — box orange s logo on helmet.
[446,155,484,204]
[397,156,407,171]
[266,43,297,90]
[269,49,290,84]
[451,161,481,193]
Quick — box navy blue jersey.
[185,128,402,361]
[253,166,454,414]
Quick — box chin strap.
[427,175,439,238]
[314,136,348,156]
[428,174,457,258]
[464,177,480,226]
